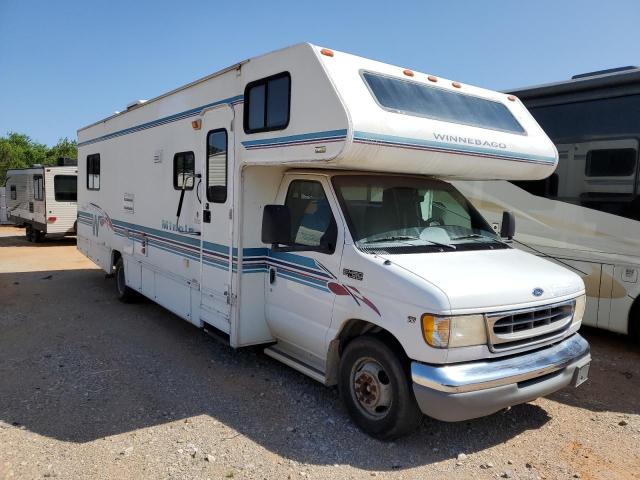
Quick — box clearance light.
[191,119,202,130]
[572,295,586,326]
[47,216,57,223]
[320,48,334,57]
[507,95,517,102]
[427,75,438,82]
[452,81,462,88]
[421,314,450,348]
[403,69,414,77]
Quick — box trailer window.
[54,175,77,202]
[87,153,100,190]
[173,151,195,190]
[244,72,291,133]
[585,148,637,177]
[362,72,526,135]
[33,175,44,201]
[206,129,227,203]
[10,185,16,200]
[285,180,337,252]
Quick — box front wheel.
[338,336,422,440]
[115,257,138,303]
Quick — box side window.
[87,153,100,190]
[244,72,291,133]
[585,148,637,177]
[173,151,195,190]
[33,175,44,201]
[54,175,77,202]
[285,180,337,252]
[206,129,227,203]
[10,185,16,200]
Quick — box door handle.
[269,267,276,284]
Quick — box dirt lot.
[0,225,639,480]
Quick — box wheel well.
[325,319,408,386]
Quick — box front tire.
[338,336,422,440]
[115,257,138,303]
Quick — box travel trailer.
[5,161,78,241]
[456,67,640,341]
[77,44,590,439]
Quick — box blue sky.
[1,0,639,146]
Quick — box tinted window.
[206,130,227,203]
[363,72,525,135]
[244,72,290,133]
[173,151,195,190]
[585,148,636,177]
[54,175,77,202]
[284,180,337,252]
[87,153,100,190]
[10,185,16,200]
[33,175,44,201]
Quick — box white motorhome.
[5,162,78,241]
[457,67,640,341]
[77,44,590,439]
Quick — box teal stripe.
[79,94,244,147]
[353,130,556,164]
[241,129,347,147]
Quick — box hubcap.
[350,358,392,418]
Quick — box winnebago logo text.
[434,133,507,149]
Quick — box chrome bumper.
[411,334,590,421]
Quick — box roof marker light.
[320,48,334,57]
[403,69,414,77]
[452,81,461,88]
[507,95,517,102]
[191,119,202,130]
[427,75,438,82]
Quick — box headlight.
[421,313,487,348]
[573,294,586,326]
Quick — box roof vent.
[571,66,639,80]
[126,99,147,110]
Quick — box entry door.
[199,107,234,332]
[265,176,344,363]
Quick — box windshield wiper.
[452,233,509,247]
[364,235,420,243]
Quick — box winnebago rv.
[6,161,78,241]
[77,44,590,439]
[456,67,640,341]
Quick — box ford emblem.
[532,288,544,297]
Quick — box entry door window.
[206,129,227,203]
[33,175,44,200]
[285,180,337,252]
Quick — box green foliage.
[0,132,77,184]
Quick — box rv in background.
[5,158,78,242]
[456,67,640,341]
[0,187,9,224]
[77,44,590,439]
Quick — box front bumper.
[411,333,591,422]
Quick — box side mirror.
[262,205,292,245]
[207,185,227,203]
[500,211,516,240]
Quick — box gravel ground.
[0,225,639,480]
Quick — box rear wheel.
[25,225,34,242]
[338,336,422,440]
[115,257,138,303]
[629,300,640,343]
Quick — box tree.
[0,133,77,184]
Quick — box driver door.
[265,176,344,364]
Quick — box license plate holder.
[573,362,590,387]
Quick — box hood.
[380,247,584,312]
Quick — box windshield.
[332,175,505,253]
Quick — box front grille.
[486,300,575,352]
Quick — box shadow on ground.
[1,267,635,470]
[0,231,76,248]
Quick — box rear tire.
[338,335,422,440]
[629,300,640,343]
[25,225,34,242]
[115,257,138,303]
